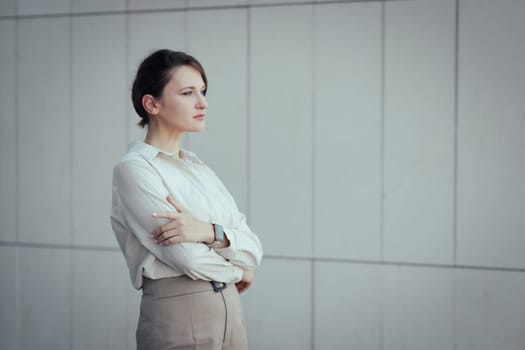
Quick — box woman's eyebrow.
[178,85,206,91]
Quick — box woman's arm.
[112,158,243,283]
[150,206,258,294]
[153,198,263,269]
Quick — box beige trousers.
[137,276,248,350]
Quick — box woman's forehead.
[168,65,205,88]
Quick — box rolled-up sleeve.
[112,159,243,283]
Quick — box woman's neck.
[144,125,184,158]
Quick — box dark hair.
[131,49,208,128]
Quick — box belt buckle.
[210,281,227,293]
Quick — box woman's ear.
[142,94,160,115]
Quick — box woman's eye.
[183,91,192,96]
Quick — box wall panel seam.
[0,0,401,21]
[3,241,525,273]
[452,2,460,350]
[379,0,386,263]
[379,3,386,349]
[246,6,252,222]
[453,0,460,267]
[124,8,130,154]
[311,7,316,349]
[14,6,19,245]
[15,248,20,350]
[14,14,20,349]
[68,6,74,348]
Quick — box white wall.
[1,0,524,349]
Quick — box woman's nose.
[197,94,208,109]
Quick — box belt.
[142,275,227,298]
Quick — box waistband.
[142,276,227,298]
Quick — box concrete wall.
[1,0,524,349]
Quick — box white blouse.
[111,141,263,289]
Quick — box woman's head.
[131,49,208,129]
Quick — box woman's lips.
[193,114,205,120]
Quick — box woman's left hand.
[151,195,215,245]
[235,268,255,294]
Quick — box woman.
[111,49,263,350]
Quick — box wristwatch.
[209,223,224,247]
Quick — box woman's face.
[154,65,208,133]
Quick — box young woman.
[111,49,263,350]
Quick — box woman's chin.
[188,123,206,132]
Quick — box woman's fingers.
[235,281,252,294]
[153,228,183,245]
[151,204,200,245]
[152,211,178,219]
[151,222,180,243]
[153,229,174,243]
[151,212,180,243]
[157,234,183,245]
[151,219,175,235]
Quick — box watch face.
[214,224,224,242]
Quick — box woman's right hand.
[235,268,255,294]
[151,196,215,245]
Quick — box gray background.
[1,0,525,349]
